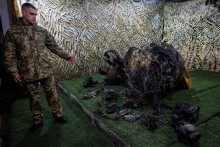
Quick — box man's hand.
[14,74,22,83]
[67,56,75,64]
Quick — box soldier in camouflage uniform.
[3,3,75,132]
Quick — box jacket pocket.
[13,34,24,49]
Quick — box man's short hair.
[21,3,37,11]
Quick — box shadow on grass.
[15,122,62,147]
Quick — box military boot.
[52,113,67,124]
[54,116,67,124]
[29,121,44,132]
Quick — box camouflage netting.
[15,0,220,83]
[163,0,220,72]
[29,0,164,82]
[180,39,220,72]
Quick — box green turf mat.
[1,90,115,147]
[59,70,220,146]
[189,70,220,83]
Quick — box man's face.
[22,7,37,25]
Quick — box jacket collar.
[17,17,37,26]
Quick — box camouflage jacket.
[4,18,69,82]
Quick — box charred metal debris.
[83,76,98,88]
[82,42,200,145]
[172,103,201,145]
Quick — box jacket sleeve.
[45,31,69,60]
[3,30,19,77]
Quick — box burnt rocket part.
[86,42,186,116]
[103,42,185,116]
[102,50,127,85]
[106,103,120,114]
[172,103,201,145]
[83,76,98,88]
[105,89,118,102]
[123,42,185,94]
[141,114,163,132]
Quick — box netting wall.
[32,0,164,81]
[13,0,220,81]
[163,0,220,71]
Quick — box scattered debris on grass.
[83,42,201,145]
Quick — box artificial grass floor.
[59,70,220,147]
[1,70,220,147]
[1,89,116,147]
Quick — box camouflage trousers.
[25,76,63,124]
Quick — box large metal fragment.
[104,42,185,115]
